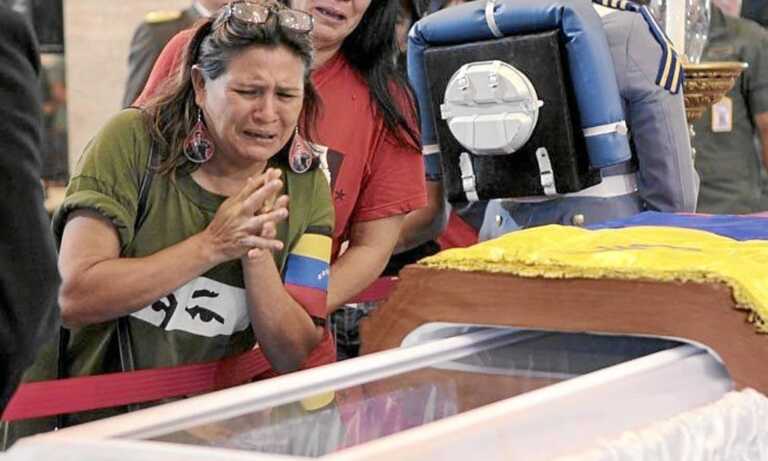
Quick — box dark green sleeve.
[52,109,151,251]
[281,170,334,321]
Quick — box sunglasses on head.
[213,0,314,34]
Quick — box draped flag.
[422,212,768,332]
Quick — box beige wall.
[64,0,189,170]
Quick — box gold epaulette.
[145,10,183,24]
[592,0,684,94]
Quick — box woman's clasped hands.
[202,167,289,263]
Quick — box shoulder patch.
[593,0,634,9]
[593,0,684,94]
[145,10,182,24]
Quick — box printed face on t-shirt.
[131,277,250,337]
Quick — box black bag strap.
[134,141,159,233]
[54,327,71,429]
[116,139,159,375]
[56,141,158,427]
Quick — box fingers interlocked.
[204,168,290,263]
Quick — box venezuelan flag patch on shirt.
[284,230,332,321]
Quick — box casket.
[2,327,750,461]
[4,215,767,460]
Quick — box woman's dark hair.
[341,1,420,148]
[396,0,428,75]
[405,0,429,22]
[144,7,320,176]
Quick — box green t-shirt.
[5,109,333,441]
[54,107,333,369]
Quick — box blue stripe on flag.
[588,211,768,241]
[284,254,330,291]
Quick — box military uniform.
[691,6,768,214]
[480,5,698,239]
[122,7,200,108]
[740,0,768,210]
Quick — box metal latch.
[459,152,480,202]
[535,147,557,196]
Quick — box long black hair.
[340,1,420,148]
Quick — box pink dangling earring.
[288,128,314,174]
[183,109,214,163]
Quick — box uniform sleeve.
[122,21,163,108]
[283,172,334,323]
[51,110,148,251]
[745,25,768,116]
[354,85,428,222]
[0,9,60,408]
[624,14,699,212]
[133,29,194,107]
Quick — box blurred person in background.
[691,0,768,213]
[427,0,462,11]
[394,0,424,71]
[741,0,768,210]
[742,0,768,27]
[40,54,69,187]
[0,5,60,413]
[122,0,230,107]
[385,0,446,276]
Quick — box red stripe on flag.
[285,283,326,319]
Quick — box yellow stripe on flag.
[291,233,332,262]
[659,48,673,88]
